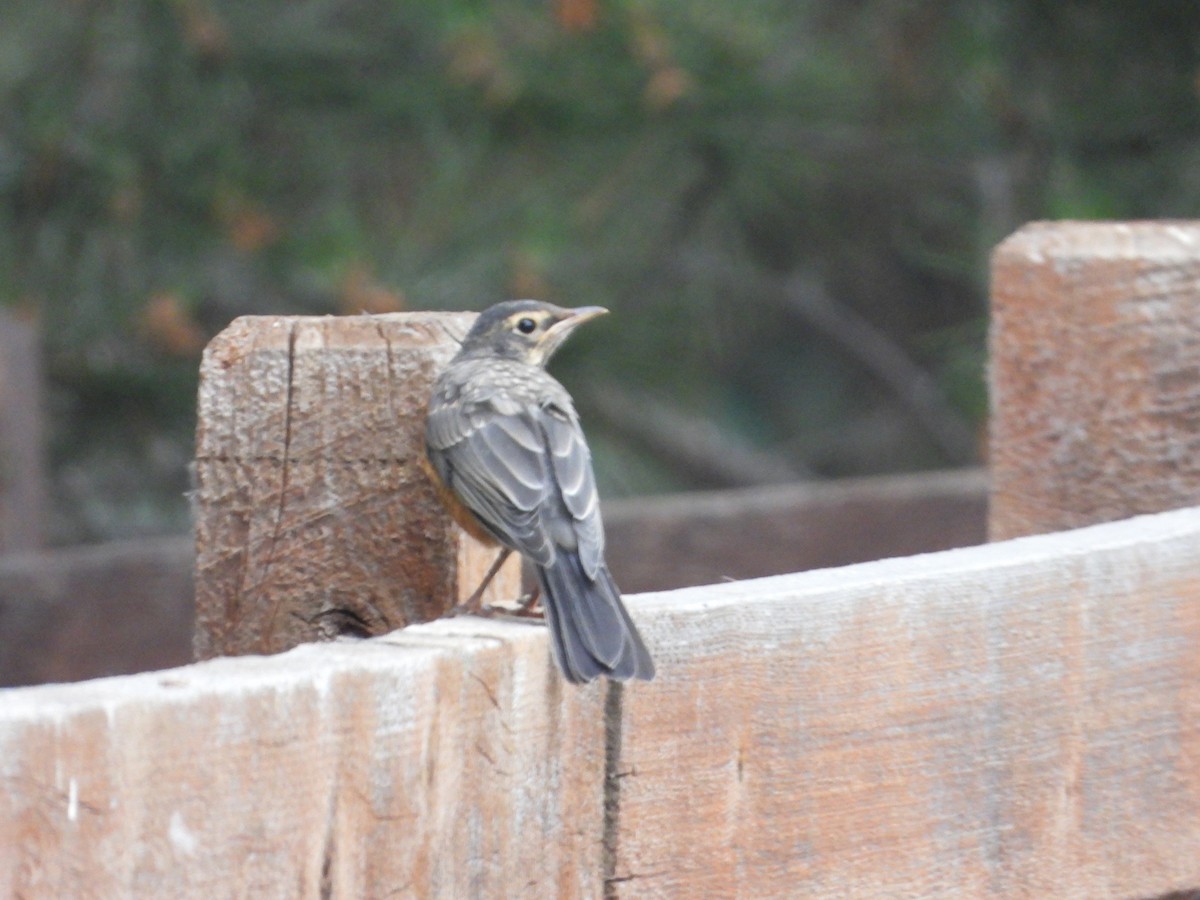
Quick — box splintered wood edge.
[993,219,1200,263]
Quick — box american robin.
[425,300,655,684]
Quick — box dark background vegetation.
[3,0,1200,544]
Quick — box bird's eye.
[516,317,538,334]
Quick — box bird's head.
[456,300,609,367]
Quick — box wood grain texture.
[989,221,1200,539]
[0,619,606,899]
[193,313,520,659]
[613,506,1200,899]
[0,507,1198,896]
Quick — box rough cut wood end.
[989,221,1200,540]
[193,312,521,660]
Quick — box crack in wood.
[602,681,624,900]
[374,318,400,426]
[603,874,639,885]
[258,320,298,637]
[319,772,337,900]
[196,454,414,464]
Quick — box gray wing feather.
[432,393,605,564]
[542,411,604,576]
[435,409,555,565]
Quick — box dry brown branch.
[583,384,811,488]
[782,272,978,463]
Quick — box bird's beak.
[545,305,608,339]
[561,305,609,327]
[537,306,609,363]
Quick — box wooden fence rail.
[0,469,988,688]
[0,537,194,687]
[1,505,1198,898]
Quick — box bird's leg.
[452,548,512,617]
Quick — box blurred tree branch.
[782,272,977,464]
[6,1,1200,536]
[583,385,811,489]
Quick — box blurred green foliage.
[3,0,1200,541]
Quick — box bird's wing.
[536,403,635,674]
[427,391,607,575]
[540,404,605,578]
[427,398,557,565]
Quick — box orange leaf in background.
[555,0,597,33]
[339,267,406,315]
[509,251,552,302]
[446,29,500,85]
[176,0,230,61]
[628,13,690,111]
[109,185,142,225]
[213,189,280,253]
[629,12,669,67]
[226,207,279,253]
[445,29,520,106]
[140,293,207,357]
[644,66,691,111]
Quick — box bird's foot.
[482,587,544,620]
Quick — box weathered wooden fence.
[1,221,1199,898]
[2,505,1197,898]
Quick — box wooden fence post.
[193,313,521,659]
[988,221,1200,540]
[0,309,46,552]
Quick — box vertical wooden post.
[193,313,521,660]
[0,309,46,552]
[988,221,1200,540]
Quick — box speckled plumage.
[426,301,654,684]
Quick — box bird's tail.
[535,553,655,685]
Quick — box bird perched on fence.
[425,300,655,684]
